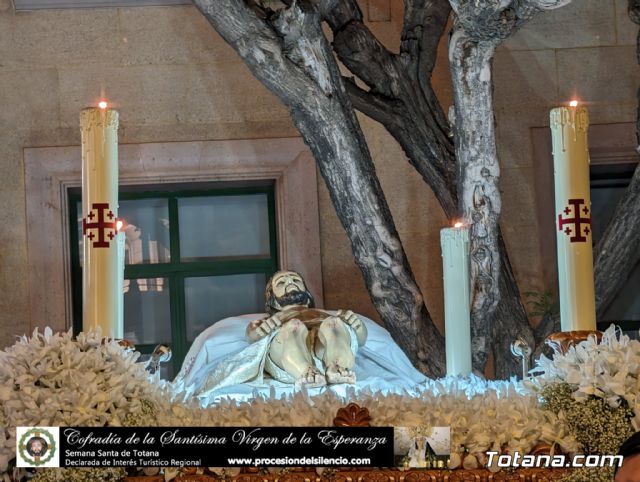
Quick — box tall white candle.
[441,224,472,376]
[116,222,125,336]
[80,104,123,339]
[550,102,597,332]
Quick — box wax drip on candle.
[570,100,579,143]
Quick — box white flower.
[532,324,640,409]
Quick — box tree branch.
[343,77,402,128]
[329,0,540,376]
[326,0,457,211]
[192,0,320,108]
[194,0,446,376]
[450,0,572,42]
[630,0,640,25]
[401,0,451,75]
[594,164,640,316]
[327,2,401,98]
[400,0,452,138]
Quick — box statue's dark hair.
[265,271,315,315]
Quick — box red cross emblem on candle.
[558,198,591,243]
[82,203,118,248]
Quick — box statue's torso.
[273,306,332,328]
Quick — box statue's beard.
[275,290,312,310]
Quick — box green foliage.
[542,383,634,454]
[541,382,633,481]
[559,466,615,482]
[525,290,559,320]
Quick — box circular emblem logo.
[19,428,56,466]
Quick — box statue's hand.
[247,313,283,342]
[337,310,367,346]
[337,310,362,330]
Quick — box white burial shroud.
[173,313,428,406]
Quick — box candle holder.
[145,343,172,375]
[545,330,603,355]
[510,338,533,379]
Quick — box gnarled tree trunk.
[449,33,502,371]
[594,166,640,317]
[193,0,445,376]
[327,0,533,376]
[195,0,594,380]
[446,0,571,372]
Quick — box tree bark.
[193,0,445,377]
[327,0,534,377]
[194,0,576,379]
[593,1,640,318]
[449,32,502,371]
[446,0,571,373]
[493,234,538,376]
[326,0,458,217]
[594,165,640,317]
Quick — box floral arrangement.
[528,325,640,481]
[0,328,174,481]
[530,325,640,421]
[1,325,638,482]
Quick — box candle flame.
[116,220,124,231]
[454,222,464,228]
[569,100,578,107]
[98,100,108,110]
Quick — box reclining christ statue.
[247,270,367,387]
[174,270,427,404]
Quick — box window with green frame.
[69,182,278,379]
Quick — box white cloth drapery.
[173,313,428,406]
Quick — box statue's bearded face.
[272,272,306,298]
[266,271,314,314]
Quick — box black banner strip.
[60,427,394,467]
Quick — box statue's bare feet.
[294,366,326,388]
[325,364,356,384]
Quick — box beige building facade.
[0,0,637,350]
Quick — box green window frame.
[68,183,278,375]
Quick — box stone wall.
[0,0,637,351]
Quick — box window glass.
[123,277,171,346]
[178,194,270,261]
[120,199,170,265]
[184,273,266,343]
